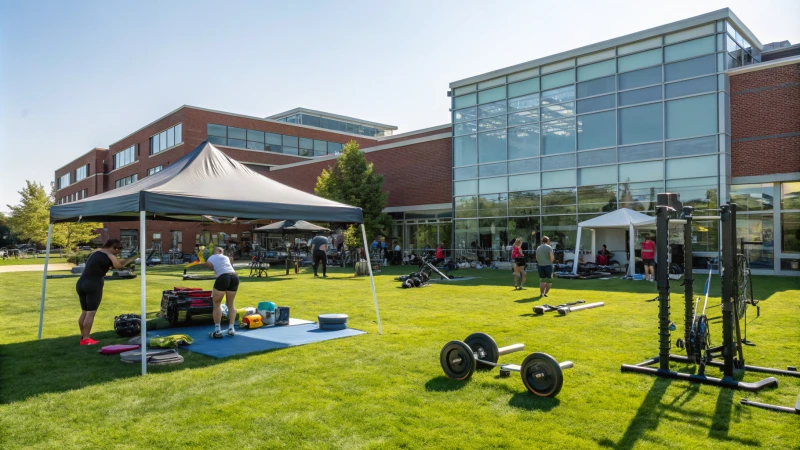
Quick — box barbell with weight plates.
[439,332,574,397]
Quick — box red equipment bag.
[597,254,608,265]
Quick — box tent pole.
[629,223,636,277]
[37,223,54,340]
[573,227,582,274]
[140,211,147,375]
[360,224,383,335]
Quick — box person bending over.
[206,247,239,338]
[511,238,526,290]
[309,233,329,278]
[76,239,138,346]
[641,234,656,282]
[536,236,555,297]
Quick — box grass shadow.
[597,378,672,450]
[709,387,760,446]
[507,392,561,411]
[513,296,542,304]
[424,376,470,392]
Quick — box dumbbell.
[439,332,573,397]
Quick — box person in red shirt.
[435,243,445,264]
[641,234,656,281]
[511,238,526,290]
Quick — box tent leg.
[360,224,383,335]
[629,223,636,276]
[573,227,582,274]
[37,223,54,340]
[140,211,147,375]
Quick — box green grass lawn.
[1,264,798,449]
[0,256,69,266]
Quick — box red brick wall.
[268,136,453,207]
[730,63,800,177]
[54,148,108,202]
[101,221,251,254]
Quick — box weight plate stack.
[464,333,499,370]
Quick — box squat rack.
[621,193,799,392]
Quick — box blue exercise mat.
[147,320,366,359]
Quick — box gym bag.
[114,314,141,337]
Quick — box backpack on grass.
[114,314,141,337]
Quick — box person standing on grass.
[536,236,555,297]
[309,232,329,278]
[641,234,656,281]
[205,246,239,338]
[511,238,526,290]
[75,239,138,346]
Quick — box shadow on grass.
[597,378,672,450]
[513,296,543,304]
[424,376,470,392]
[709,386,760,446]
[508,392,561,411]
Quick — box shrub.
[67,251,91,265]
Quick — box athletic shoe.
[79,338,98,346]
[210,330,223,339]
[226,328,236,337]
[543,293,548,297]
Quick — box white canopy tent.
[41,142,382,375]
[572,208,656,276]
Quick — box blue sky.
[1,0,798,211]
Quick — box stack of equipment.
[120,348,184,365]
[258,301,277,326]
[242,315,264,329]
[114,314,141,337]
[318,314,348,330]
[160,287,214,327]
[275,306,290,326]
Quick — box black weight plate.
[521,352,563,397]
[440,340,475,380]
[464,332,499,370]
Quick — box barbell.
[439,332,574,397]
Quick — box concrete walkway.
[0,263,74,273]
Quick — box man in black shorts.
[76,239,138,346]
[536,236,555,297]
[309,232,329,278]
[205,247,239,338]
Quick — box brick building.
[54,9,799,274]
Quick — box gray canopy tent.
[40,141,382,375]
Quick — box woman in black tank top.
[76,239,137,346]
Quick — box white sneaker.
[226,328,236,337]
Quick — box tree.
[315,140,393,244]
[6,181,51,246]
[0,212,14,247]
[52,222,102,251]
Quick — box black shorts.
[514,257,526,267]
[313,250,327,265]
[537,264,553,280]
[643,259,655,267]
[76,277,104,311]
[214,273,240,292]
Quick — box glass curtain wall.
[452,20,736,259]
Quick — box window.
[508,191,541,216]
[454,135,478,166]
[478,115,507,131]
[508,110,539,126]
[541,86,575,105]
[618,143,662,162]
[508,173,540,191]
[478,130,507,163]
[150,123,182,155]
[541,69,574,90]
[454,107,477,123]
[665,75,716,98]
[577,94,615,114]
[454,121,477,136]
[454,166,478,180]
[618,103,662,145]
[666,94,717,139]
[508,94,539,112]
[664,54,715,82]
[508,125,540,160]
[115,174,138,188]
[327,142,343,154]
[479,162,507,178]
[454,93,477,109]
[578,184,617,212]
[508,78,539,97]
[618,160,664,183]
[577,76,615,98]
[113,145,136,169]
[577,59,616,82]
[478,193,508,217]
[781,182,800,210]
[579,166,617,186]
[542,154,576,171]
[578,148,615,166]
[542,187,577,213]
[58,173,71,189]
[618,66,662,90]
[170,231,182,250]
[664,36,715,63]
[541,102,575,121]
[148,165,163,176]
[478,176,507,194]
[618,49,661,73]
[731,184,774,212]
[508,157,540,173]
[577,111,615,150]
[478,87,505,104]
[541,170,577,189]
[619,181,664,211]
[455,196,478,219]
[75,165,88,182]
[541,119,576,155]
[666,135,717,157]
[618,86,661,106]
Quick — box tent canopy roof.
[578,208,655,229]
[254,220,330,233]
[49,141,363,224]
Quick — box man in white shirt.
[205,247,239,338]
